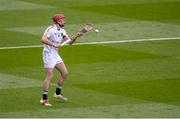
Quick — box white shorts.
[43,51,63,68]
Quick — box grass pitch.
[0,0,180,118]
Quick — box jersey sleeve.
[43,26,53,38]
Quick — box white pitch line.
[74,37,180,45]
[0,45,43,50]
[0,37,180,50]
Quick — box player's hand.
[53,43,61,48]
[76,32,83,37]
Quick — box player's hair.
[53,14,65,23]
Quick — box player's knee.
[62,71,68,79]
[46,70,53,80]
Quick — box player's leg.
[56,62,68,86]
[43,68,54,95]
[54,62,68,101]
[40,68,54,106]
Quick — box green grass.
[70,1,180,24]
[75,78,180,105]
[0,0,180,118]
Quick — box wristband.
[52,43,56,47]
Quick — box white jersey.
[43,24,69,53]
[42,25,69,68]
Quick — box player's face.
[57,19,65,27]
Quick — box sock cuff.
[43,90,48,95]
[57,83,62,89]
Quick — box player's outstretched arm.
[61,32,83,46]
[69,32,83,45]
[61,23,94,46]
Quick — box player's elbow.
[68,38,75,45]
